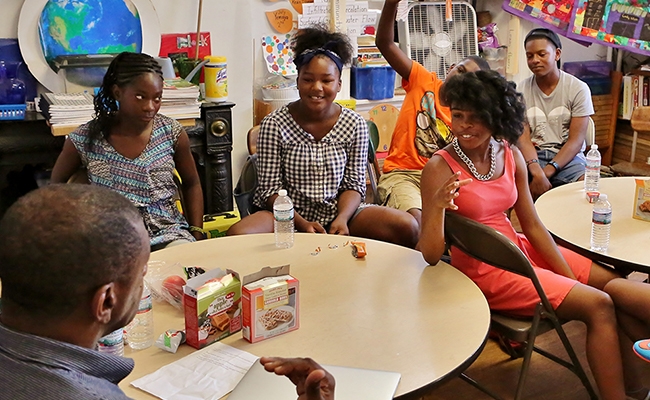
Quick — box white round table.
[120,233,490,399]
[535,177,650,273]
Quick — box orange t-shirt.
[382,61,453,173]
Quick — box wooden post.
[330,0,345,33]
[195,0,204,60]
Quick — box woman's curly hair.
[291,24,354,67]
[440,70,526,144]
[88,52,163,146]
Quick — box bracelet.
[189,225,205,234]
[525,158,539,167]
[548,160,560,171]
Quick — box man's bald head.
[0,184,145,316]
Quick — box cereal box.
[183,268,241,349]
[242,265,299,343]
[633,178,650,222]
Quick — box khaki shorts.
[377,170,422,212]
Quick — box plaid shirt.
[254,105,368,226]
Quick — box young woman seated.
[419,70,650,400]
[227,25,418,248]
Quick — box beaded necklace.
[452,138,496,181]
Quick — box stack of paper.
[39,92,95,127]
[161,78,201,120]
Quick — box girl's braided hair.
[88,52,163,144]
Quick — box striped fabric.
[0,323,133,399]
[254,105,368,227]
[69,114,194,247]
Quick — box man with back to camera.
[0,184,150,399]
[376,0,491,227]
[0,184,334,400]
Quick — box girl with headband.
[228,25,418,248]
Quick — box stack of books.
[356,36,388,67]
[620,68,650,120]
[39,92,95,127]
[161,78,201,120]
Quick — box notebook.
[228,359,401,400]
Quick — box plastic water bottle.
[274,189,294,248]
[591,194,612,252]
[584,144,601,193]
[97,328,124,357]
[127,283,154,350]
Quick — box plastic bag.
[478,23,500,52]
[145,260,206,309]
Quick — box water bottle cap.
[598,194,607,200]
[591,144,598,149]
[278,189,287,196]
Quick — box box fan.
[398,1,479,80]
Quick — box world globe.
[38,0,143,87]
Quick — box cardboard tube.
[195,0,204,60]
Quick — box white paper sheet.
[130,343,258,400]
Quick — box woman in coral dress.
[419,70,650,400]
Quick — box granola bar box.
[242,265,299,343]
[633,178,650,222]
[183,268,241,349]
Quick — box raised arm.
[376,0,413,80]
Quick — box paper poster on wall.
[502,0,575,31]
[266,9,295,33]
[299,1,375,36]
[266,0,313,14]
[568,0,650,56]
[160,32,212,59]
[261,34,297,76]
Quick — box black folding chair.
[444,211,598,400]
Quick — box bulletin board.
[568,0,650,56]
[503,0,650,56]
[502,0,576,31]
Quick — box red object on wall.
[159,32,212,59]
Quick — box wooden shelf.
[49,117,197,137]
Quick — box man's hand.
[260,357,335,400]
[529,173,552,200]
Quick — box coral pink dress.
[437,143,591,316]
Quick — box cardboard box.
[202,211,241,238]
[242,265,299,343]
[183,269,241,349]
[634,178,650,222]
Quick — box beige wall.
[1,0,607,200]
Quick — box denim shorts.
[537,149,586,186]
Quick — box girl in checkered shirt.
[228,25,419,248]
